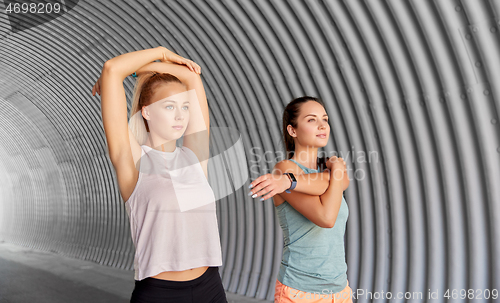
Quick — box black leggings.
[130,266,227,303]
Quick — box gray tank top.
[125,145,222,281]
[275,158,349,294]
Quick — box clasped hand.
[325,156,349,191]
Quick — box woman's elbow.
[101,61,124,81]
[321,215,337,228]
[186,72,202,86]
[102,60,114,72]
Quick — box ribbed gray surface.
[0,1,499,302]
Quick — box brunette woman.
[249,96,353,302]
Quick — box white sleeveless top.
[124,144,223,281]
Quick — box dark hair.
[282,96,328,171]
[136,72,185,133]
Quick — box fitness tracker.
[283,173,297,193]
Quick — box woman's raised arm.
[105,46,200,81]
[95,47,199,163]
[97,47,164,164]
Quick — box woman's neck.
[291,146,318,170]
[145,136,176,152]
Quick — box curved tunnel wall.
[0,0,499,301]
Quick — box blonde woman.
[92,46,227,303]
[249,96,353,302]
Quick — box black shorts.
[130,266,227,303]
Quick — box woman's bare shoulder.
[273,159,304,175]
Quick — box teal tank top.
[275,158,349,294]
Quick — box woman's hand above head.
[157,46,201,74]
[248,173,292,201]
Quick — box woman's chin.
[314,139,328,147]
[306,143,328,149]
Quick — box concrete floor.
[0,240,270,303]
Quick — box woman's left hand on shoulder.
[325,156,350,191]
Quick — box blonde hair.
[128,72,184,145]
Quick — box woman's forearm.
[104,46,164,80]
[318,171,344,227]
[135,62,197,88]
[292,171,330,195]
[294,166,350,196]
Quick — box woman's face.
[289,100,330,148]
[142,82,190,141]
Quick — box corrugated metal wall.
[0,0,499,302]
